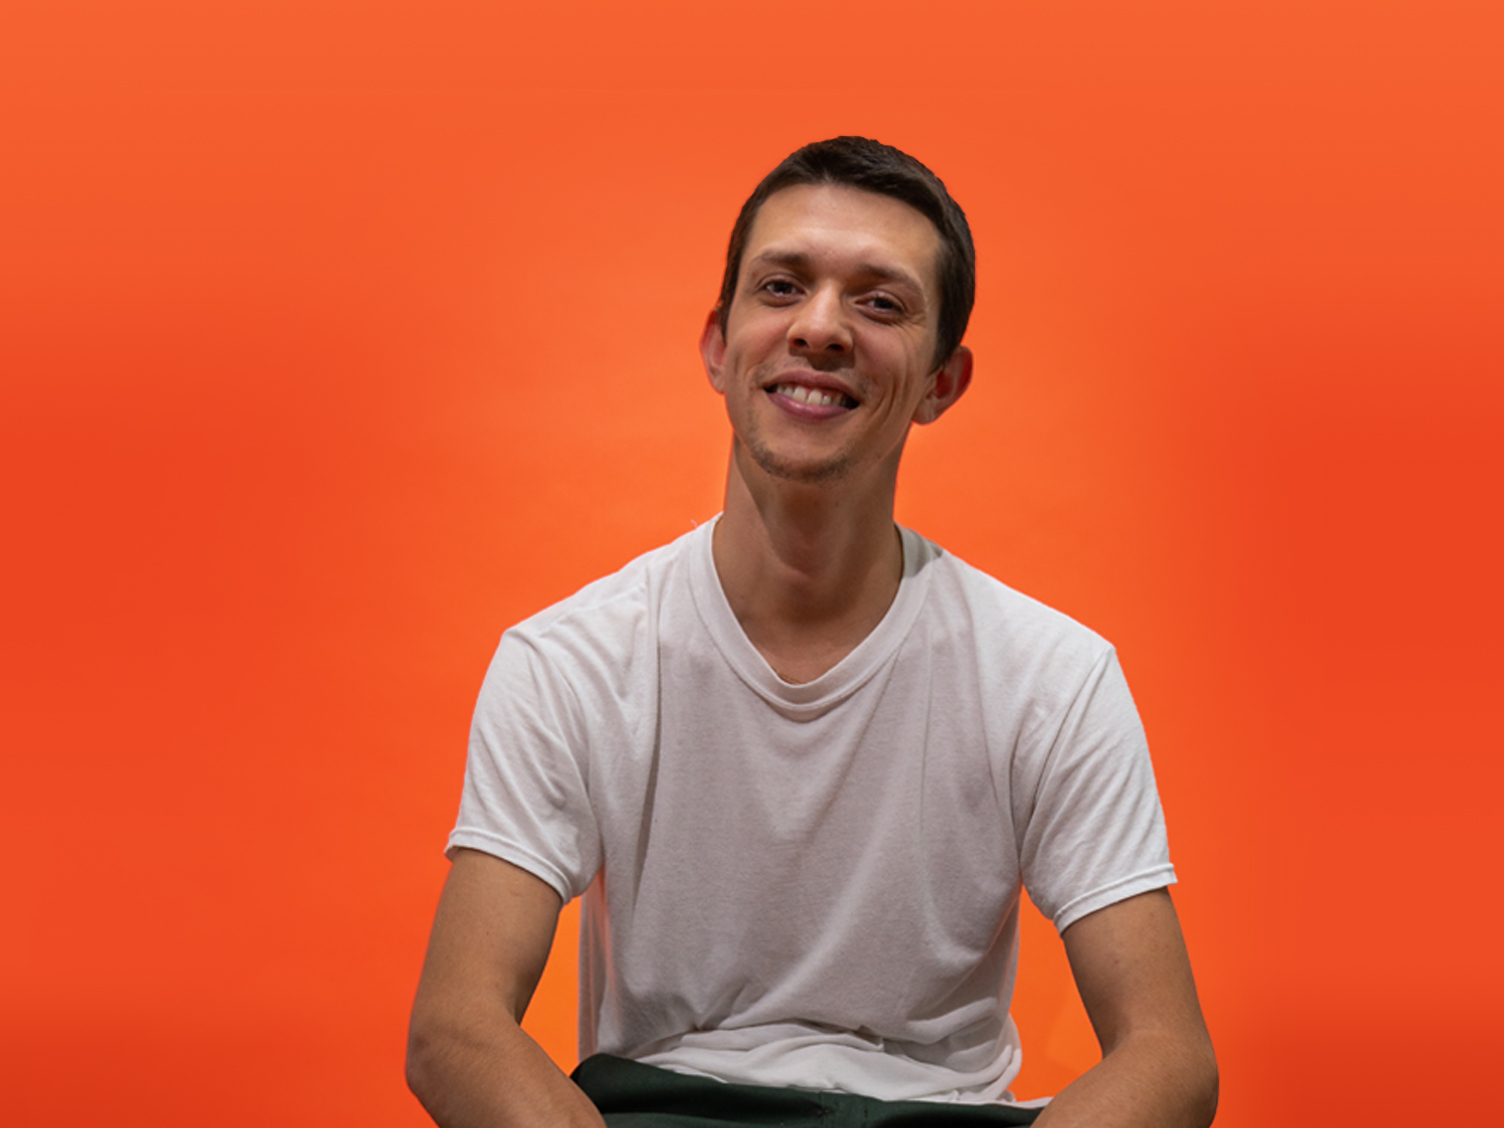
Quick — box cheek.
[736,315,787,351]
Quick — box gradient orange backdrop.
[4,3,1501,1124]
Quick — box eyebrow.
[746,249,928,298]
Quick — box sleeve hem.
[446,828,580,904]
[1052,865,1177,935]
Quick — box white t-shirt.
[450,520,1174,1104]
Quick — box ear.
[700,308,728,394]
[913,345,973,425]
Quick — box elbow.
[405,1018,443,1110]
[1136,1026,1219,1127]
[1191,1070,1219,1128]
[1187,1037,1219,1127]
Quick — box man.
[407,137,1217,1127]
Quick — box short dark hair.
[716,137,976,371]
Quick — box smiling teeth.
[775,383,853,408]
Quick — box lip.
[760,369,861,409]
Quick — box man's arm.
[406,847,607,1128]
[1033,888,1218,1128]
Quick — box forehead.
[740,184,943,297]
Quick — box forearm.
[1031,1029,1218,1128]
[406,1007,606,1128]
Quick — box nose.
[788,285,851,359]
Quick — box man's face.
[701,184,970,487]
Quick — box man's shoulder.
[503,521,708,649]
[911,530,1113,657]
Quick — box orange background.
[3,3,1501,1124]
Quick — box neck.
[711,440,905,683]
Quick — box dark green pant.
[572,1054,1043,1127]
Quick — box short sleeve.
[1016,648,1175,933]
[447,629,603,903]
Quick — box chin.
[746,441,853,486]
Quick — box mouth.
[768,382,858,410]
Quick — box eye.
[761,278,800,299]
[862,293,905,317]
